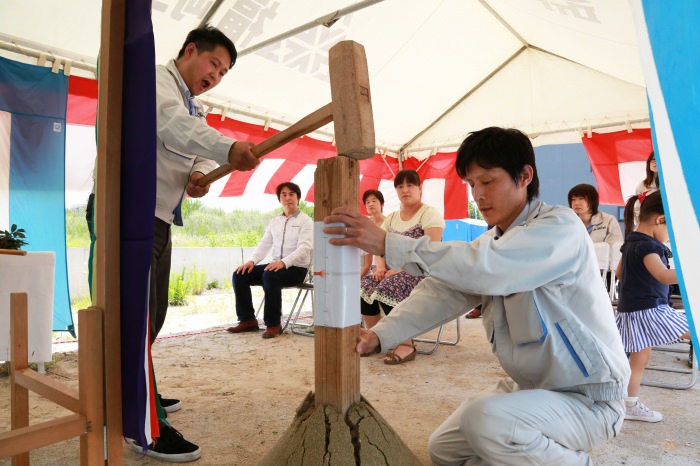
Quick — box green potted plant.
[0,224,29,250]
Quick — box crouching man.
[325,127,630,465]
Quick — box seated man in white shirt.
[227,182,313,338]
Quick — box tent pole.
[96,0,125,463]
[197,0,225,28]
[239,0,386,57]
[0,39,96,76]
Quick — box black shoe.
[128,421,201,463]
[159,394,182,414]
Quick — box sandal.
[384,342,416,365]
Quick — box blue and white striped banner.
[0,56,74,333]
[631,0,699,349]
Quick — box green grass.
[70,295,93,311]
[65,199,317,248]
[66,207,91,247]
[65,197,479,305]
[66,198,480,247]
[167,264,209,306]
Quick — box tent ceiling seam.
[480,0,527,46]
[399,46,527,153]
[530,45,644,87]
[480,0,641,87]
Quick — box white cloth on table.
[0,251,54,363]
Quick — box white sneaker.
[625,400,663,422]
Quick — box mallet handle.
[198,103,333,186]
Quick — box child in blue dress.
[616,190,689,422]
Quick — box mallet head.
[329,41,376,160]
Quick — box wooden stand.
[0,0,121,459]
[260,42,421,465]
[0,293,104,464]
[313,157,361,414]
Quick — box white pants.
[428,380,624,466]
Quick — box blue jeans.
[232,264,308,327]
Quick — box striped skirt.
[616,304,689,352]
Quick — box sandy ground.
[1,290,699,465]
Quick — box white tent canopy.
[0,0,649,155]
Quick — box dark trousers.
[232,264,307,327]
[86,194,96,297]
[150,218,172,344]
[87,196,168,419]
[361,299,393,316]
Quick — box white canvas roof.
[0,0,649,155]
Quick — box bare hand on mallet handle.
[187,172,210,198]
[228,141,259,171]
[323,207,387,257]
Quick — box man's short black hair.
[177,25,237,69]
[567,183,600,215]
[455,127,540,201]
[276,182,302,203]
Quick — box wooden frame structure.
[94,0,126,462]
[261,41,421,465]
[0,293,104,464]
[1,0,125,463]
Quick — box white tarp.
[0,0,649,155]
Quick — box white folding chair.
[254,267,314,335]
[414,317,462,355]
[642,340,697,390]
[608,241,622,302]
[593,242,610,285]
[642,302,697,390]
[286,271,314,336]
[593,242,610,276]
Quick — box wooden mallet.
[199,40,374,416]
[205,40,375,415]
[312,40,374,414]
[197,45,374,187]
[261,41,423,465]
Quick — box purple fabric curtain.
[119,0,157,446]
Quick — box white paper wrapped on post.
[313,222,361,328]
